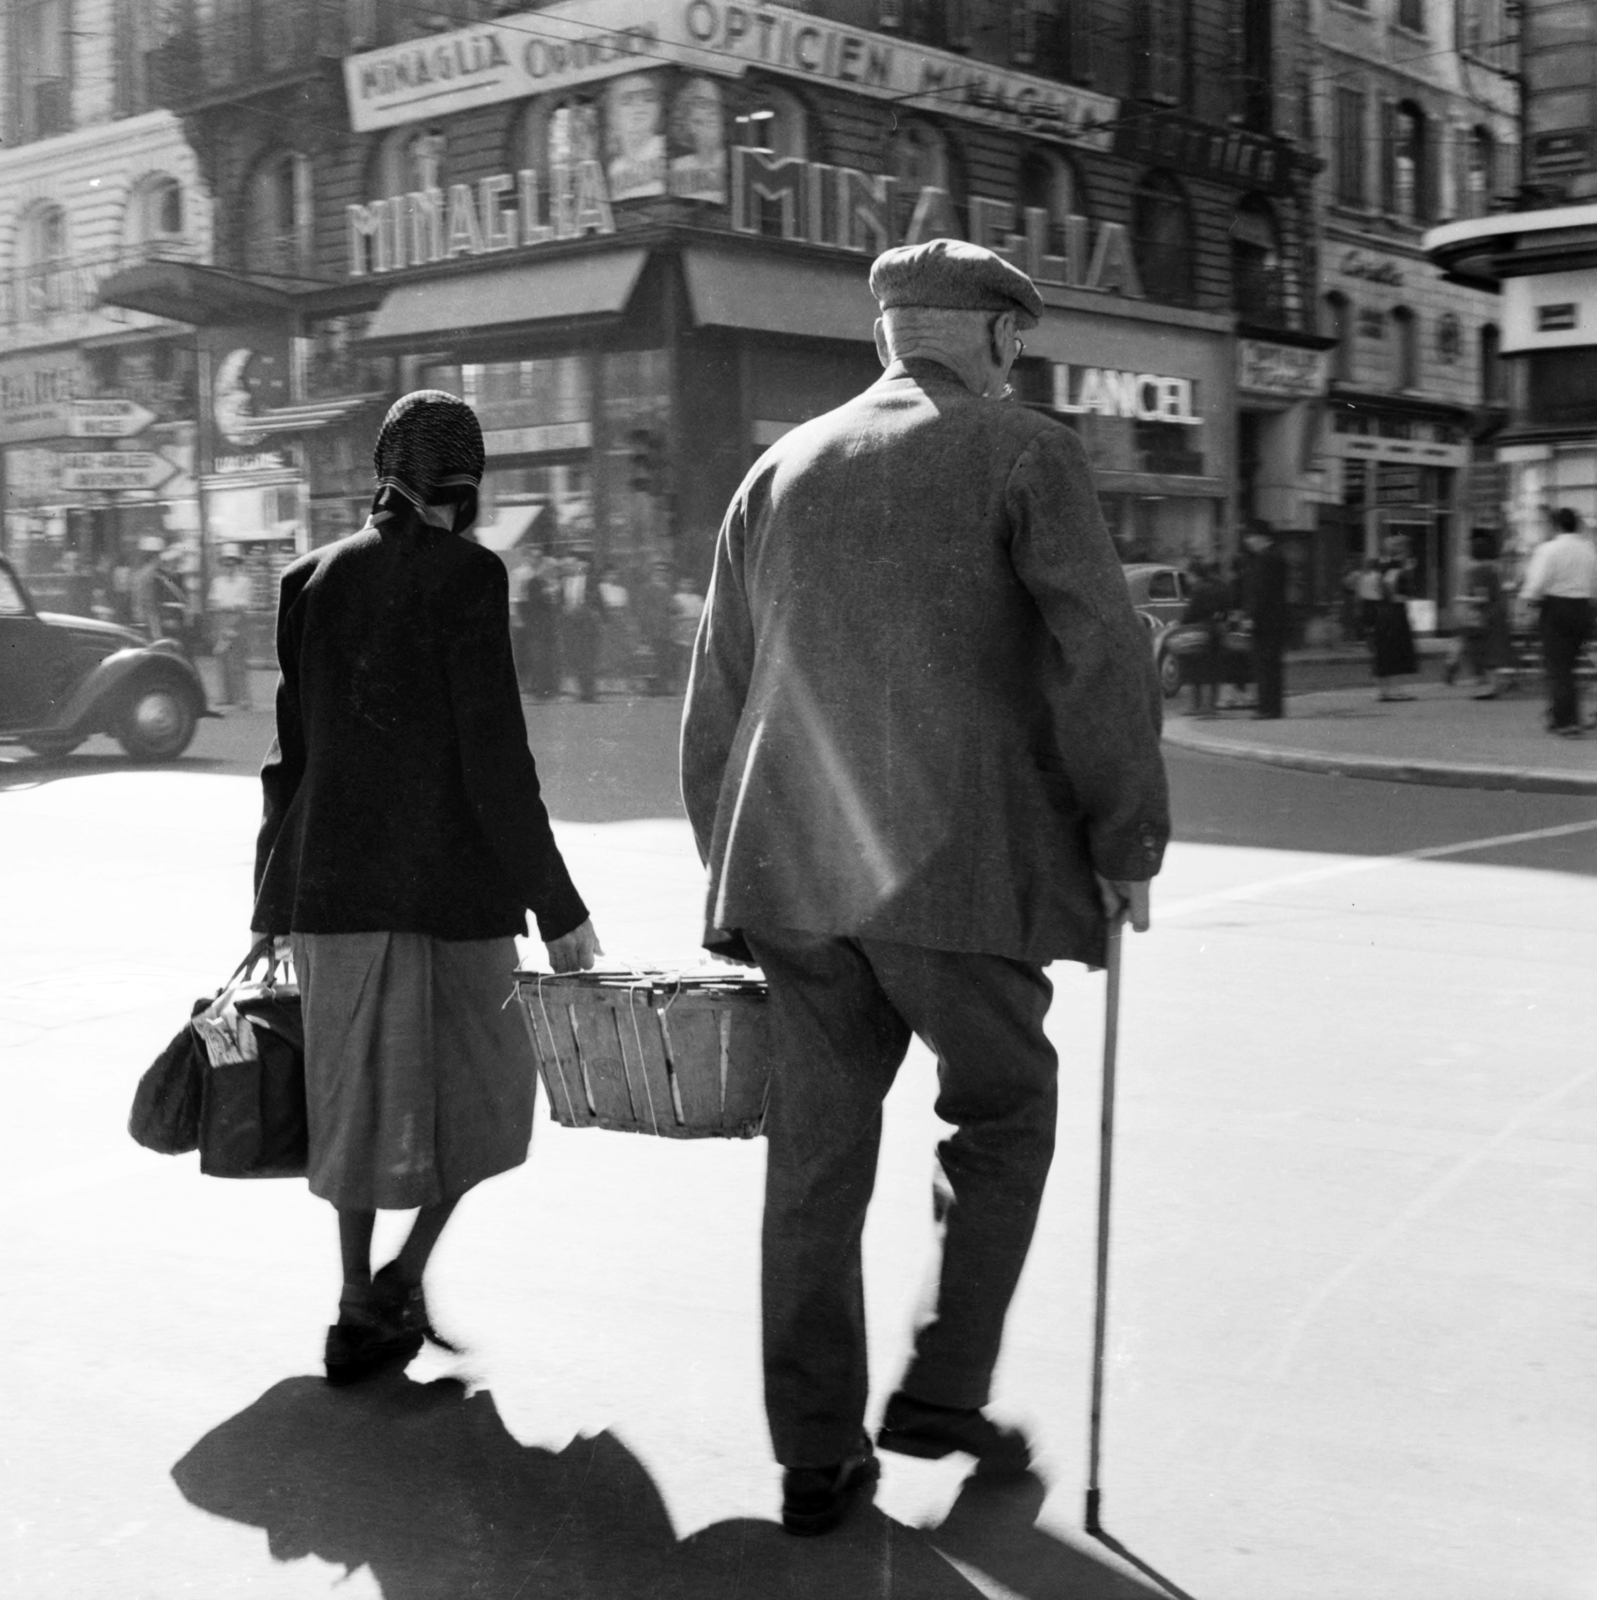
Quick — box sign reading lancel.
[1051,366,1202,424]
[344,0,1117,147]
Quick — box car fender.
[52,647,210,734]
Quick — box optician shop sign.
[344,0,1117,149]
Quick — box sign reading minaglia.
[343,0,1118,147]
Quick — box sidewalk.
[1164,677,1597,793]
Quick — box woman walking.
[1371,536,1419,701]
[252,392,602,1385]
[1457,531,1514,699]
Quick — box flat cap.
[869,238,1043,328]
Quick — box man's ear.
[873,317,890,369]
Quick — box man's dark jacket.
[252,518,586,943]
[1243,542,1290,643]
[681,357,1169,970]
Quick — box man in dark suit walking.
[1242,523,1290,719]
[681,239,1169,1535]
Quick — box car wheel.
[23,733,82,759]
[1158,646,1182,699]
[118,683,198,761]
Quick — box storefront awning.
[362,250,649,346]
[96,260,296,324]
[682,249,878,343]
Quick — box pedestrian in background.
[523,554,562,700]
[1372,535,1419,702]
[132,538,185,642]
[1519,506,1597,736]
[508,547,537,695]
[207,546,253,710]
[1179,557,1227,716]
[597,566,634,692]
[1454,531,1514,701]
[252,391,602,1386]
[562,554,601,702]
[633,562,674,696]
[682,239,1168,1537]
[1355,558,1383,643]
[1242,523,1289,719]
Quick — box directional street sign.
[58,451,177,492]
[67,398,158,438]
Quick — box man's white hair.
[880,303,997,361]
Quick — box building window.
[13,203,69,319]
[1235,0,1273,131]
[373,126,447,198]
[1333,87,1366,206]
[347,0,379,47]
[1131,170,1193,305]
[1138,0,1187,105]
[1464,126,1495,218]
[124,174,186,260]
[1480,323,1502,404]
[1392,305,1419,389]
[1396,0,1425,32]
[732,87,807,161]
[261,0,299,71]
[879,0,903,25]
[1386,102,1429,223]
[1325,292,1354,382]
[889,118,957,235]
[202,0,246,87]
[9,0,71,141]
[245,150,313,278]
[1231,199,1281,322]
[1019,149,1085,257]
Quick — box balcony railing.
[0,240,203,331]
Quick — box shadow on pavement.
[172,1374,1167,1599]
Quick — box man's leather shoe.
[780,1435,880,1536]
[876,1393,1031,1474]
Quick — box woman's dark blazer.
[252,517,587,943]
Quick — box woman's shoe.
[371,1263,463,1353]
[324,1290,424,1387]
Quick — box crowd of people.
[505,548,703,702]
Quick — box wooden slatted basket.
[514,971,771,1139]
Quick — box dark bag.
[128,995,212,1155]
[195,944,307,1180]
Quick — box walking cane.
[1082,916,1195,1600]
[1084,916,1122,1539]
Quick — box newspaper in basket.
[515,971,771,1138]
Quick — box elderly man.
[681,238,1169,1536]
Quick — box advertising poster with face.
[669,75,727,204]
[605,72,667,201]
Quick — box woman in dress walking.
[252,391,602,1384]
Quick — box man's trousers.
[745,928,1058,1469]
[1539,596,1593,731]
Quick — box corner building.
[113,1,1317,590]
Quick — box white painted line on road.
[1156,818,1597,924]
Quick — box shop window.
[1013,0,1084,77]
[1391,305,1419,390]
[1019,149,1085,257]
[1464,126,1495,219]
[1131,170,1193,306]
[1333,87,1366,207]
[1234,0,1272,131]
[1230,198,1281,322]
[1385,102,1430,223]
[1136,421,1205,477]
[732,87,807,161]
[1480,323,1502,405]
[245,150,314,278]
[1325,293,1353,382]
[1138,0,1187,105]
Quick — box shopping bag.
[194,941,308,1180]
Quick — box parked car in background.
[1123,562,1193,698]
[0,555,210,760]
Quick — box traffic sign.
[67,398,158,438]
[58,451,176,492]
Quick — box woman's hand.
[545,918,603,973]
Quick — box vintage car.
[0,554,210,761]
[1123,562,1195,699]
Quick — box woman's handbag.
[1162,624,1213,659]
[129,941,307,1177]
[195,941,307,1179]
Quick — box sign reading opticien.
[343,0,1117,147]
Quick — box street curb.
[1162,717,1597,795]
